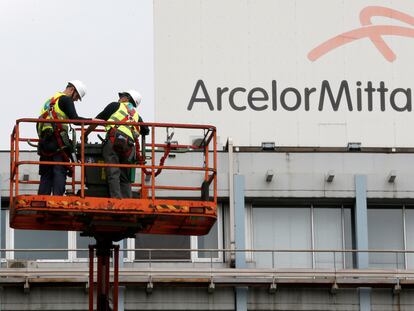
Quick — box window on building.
[14,230,68,260]
[405,207,414,269]
[135,234,191,260]
[76,233,95,259]
[253,207,312,268]
[252,204,353,269]
[197,219,219,259]
[368,208,404,268]
[195,206,222,260]
[1,209,5,259]
[313,207,353,268]
[314,208,343,268]
[343,207,354,268]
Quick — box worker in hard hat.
[85,90,149,198]
[37,80,90,196]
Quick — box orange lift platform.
[9,118,217,311]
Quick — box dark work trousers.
[38,152,67,195]
[102,139,135,198]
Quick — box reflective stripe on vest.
[37,92,68,135]
[105,102,139,140]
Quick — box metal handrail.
[1,248,414,253]
[2,248,413,287]
[10,118,218,203]
[0,248,412,268]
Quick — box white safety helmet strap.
[68,80,87,101]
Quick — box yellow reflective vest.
[105,102,140,140]
[37,92,68,136]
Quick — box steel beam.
[355,175,371,311]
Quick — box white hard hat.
[118,90,142,107]
[68,80,87,101]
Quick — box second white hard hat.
[68,80,87,101]
[119,90,142,107]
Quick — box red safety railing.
[10,118,217,235]
[11,118,217,199]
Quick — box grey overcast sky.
[0,0,154,150]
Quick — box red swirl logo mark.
[308,6,414,62]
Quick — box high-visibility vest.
[105,102,140,140]
[37,92,68,136]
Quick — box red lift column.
[89,239,119,311]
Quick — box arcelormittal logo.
[188,6,414,113]
[308,6,414,62]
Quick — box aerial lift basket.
[10,118,218,238]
